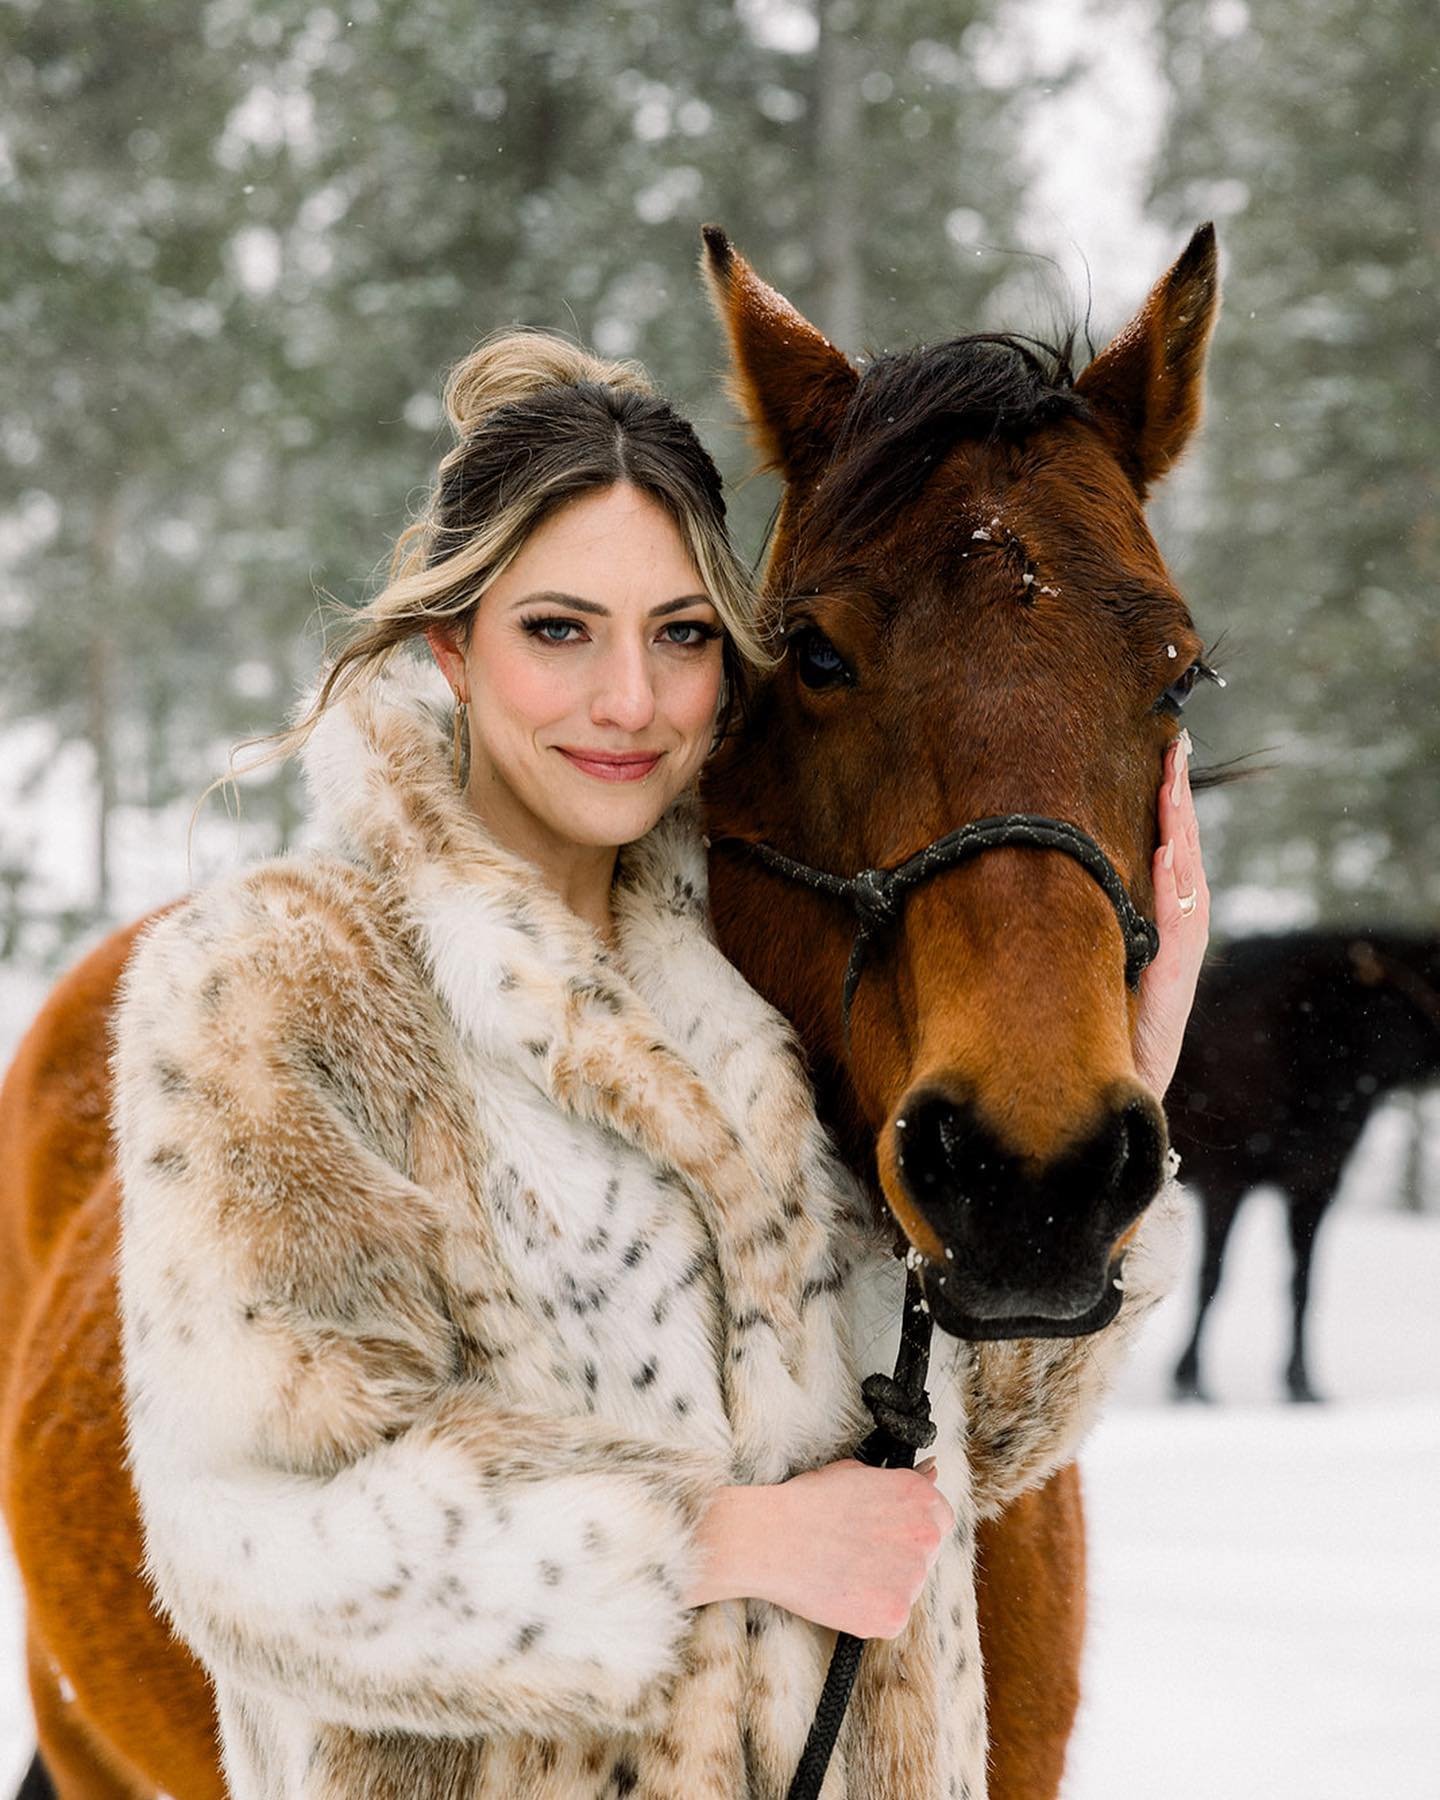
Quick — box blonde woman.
[109,330,1204,1799]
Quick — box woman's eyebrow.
[509,590,715,618]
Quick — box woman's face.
[427,480,727,855]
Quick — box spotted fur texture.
[110,655,1181,1799]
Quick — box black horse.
[1167,928,1440,1402]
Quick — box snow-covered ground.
[2,1177,1435,1797]
[1066,1194,1440,1799]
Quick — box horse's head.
[699,223,1221,1339]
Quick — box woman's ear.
[424,624,467,699]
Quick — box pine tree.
[2,0,1035,935]
[1148,0,1439,923]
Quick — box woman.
[111,329,1205,1799]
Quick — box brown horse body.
[1,912,224,1800]
[0,223,1218,1798]
[696,224,1217,1795]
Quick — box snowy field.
[1065,1192,1440,1800]
[2,1177,1435,1798]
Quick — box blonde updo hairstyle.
[192,328,778,859]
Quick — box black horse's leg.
[1283,1186,1331,1403]
[15,1752,57,1800]
[1172,1182,1246,1401]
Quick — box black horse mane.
[808,331,1090,548]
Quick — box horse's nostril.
[1107,1110,1130,1190]
[910,1103,997,1194]
[902,1094,995,1210]
[1103,1096,1166,1235]
[934,1106,977,1186]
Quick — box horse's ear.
[1075,224,1221,496]
[699,223,859,484]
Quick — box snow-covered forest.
[2,0,1435,940]
[1,0,1436,1793]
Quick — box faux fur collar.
[295,657,862,1438]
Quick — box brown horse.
[696,222,1220,1795]
[0,220,1220,1799]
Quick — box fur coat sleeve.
[110,875,728,1742]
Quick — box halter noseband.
[712,812,1160,1042]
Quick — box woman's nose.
[590,646,658,733]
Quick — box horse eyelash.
[1198,634,1230,688]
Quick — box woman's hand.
[685,1458,954,1638]
[1133,729,1211,1098]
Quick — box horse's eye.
[791,626,852,689]
[1158,662,1202,715]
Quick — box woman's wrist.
[1132,1026,1177,1100]
[684,1482,782,1608]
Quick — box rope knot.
[859,1370,937,1454]
[850,868,899,931]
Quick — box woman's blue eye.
[662,621,719,647]
[520,615,583,643]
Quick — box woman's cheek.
[664,654,725,759]
[487,649,588,733]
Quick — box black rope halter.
[713,811,1160,1049]
[710,810,1162,1799]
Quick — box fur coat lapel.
[297,655,868,1484]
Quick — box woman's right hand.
[685,1458,954,1639]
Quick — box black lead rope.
[785,1262,936,1800]
[712,813,1160,1048]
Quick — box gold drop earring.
[451,693,469,788]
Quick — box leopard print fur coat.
[110,654,1182,1799]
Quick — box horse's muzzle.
[894,1081,1166,1339]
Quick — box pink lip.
[555,747,664,783]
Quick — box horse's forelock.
[803,332,1091,553]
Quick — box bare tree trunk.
[1400,1089,1426,1214]
[813,0,865,350]
[88,493,121,917]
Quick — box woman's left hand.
[1132,730,1210,1098]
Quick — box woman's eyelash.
[519,615,583,643]
[518,614,722,645]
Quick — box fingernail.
[1162,838,1175,870]
[1179,727,1194,757]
